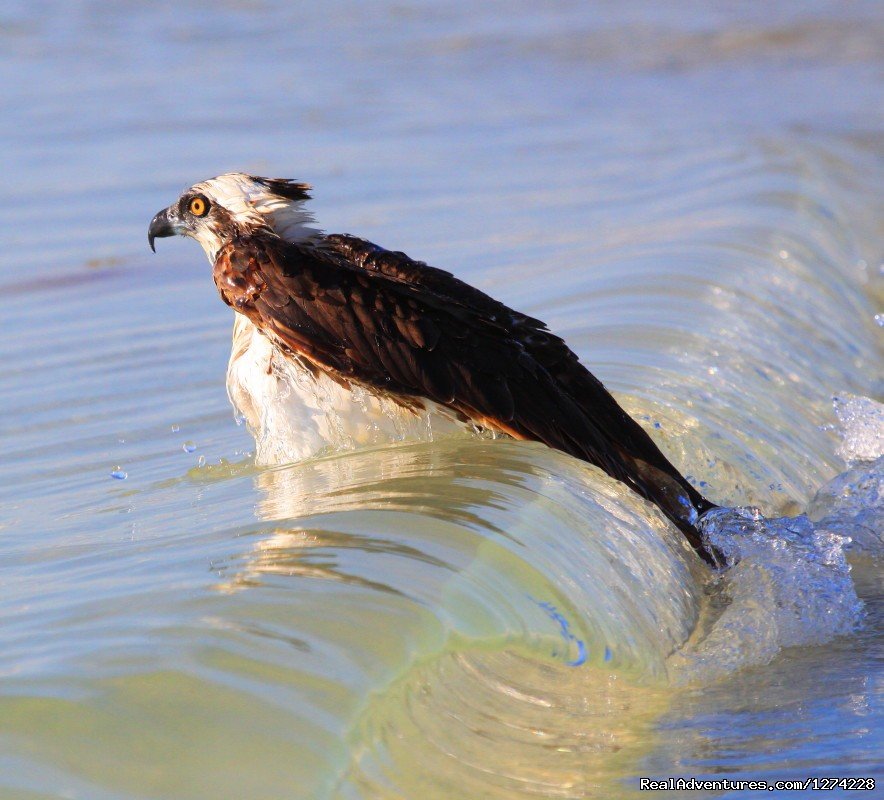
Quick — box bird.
[148,173,717,564]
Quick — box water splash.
[833,394,884,464]
[665,390,883,684]
[808,457,884,557]
[811,394,884,556]
[668,464,881,683]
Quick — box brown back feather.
[214,232,715,562]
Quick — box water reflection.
[209,440,703,797]
[206,439,879,798]
[335,651,676,800]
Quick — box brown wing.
[323,235,713,515]
[214,232,714,559]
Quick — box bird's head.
[148,173,319,261]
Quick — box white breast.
[225,314,473,465]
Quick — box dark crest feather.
[254,177,312,202]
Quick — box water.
[1,1,882,797]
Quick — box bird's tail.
[616,450,718,565]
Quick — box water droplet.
[171,424,180,433]
[182,440,196,453]
[197,455,206,468]
[110,466,127,480]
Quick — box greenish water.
[0,1,881,798]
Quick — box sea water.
[0,1,881,797]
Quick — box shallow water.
[1,1,882,798]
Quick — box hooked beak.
[148,206,182,252]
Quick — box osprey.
[148,173,717,563]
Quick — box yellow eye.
[189,196,208,217]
